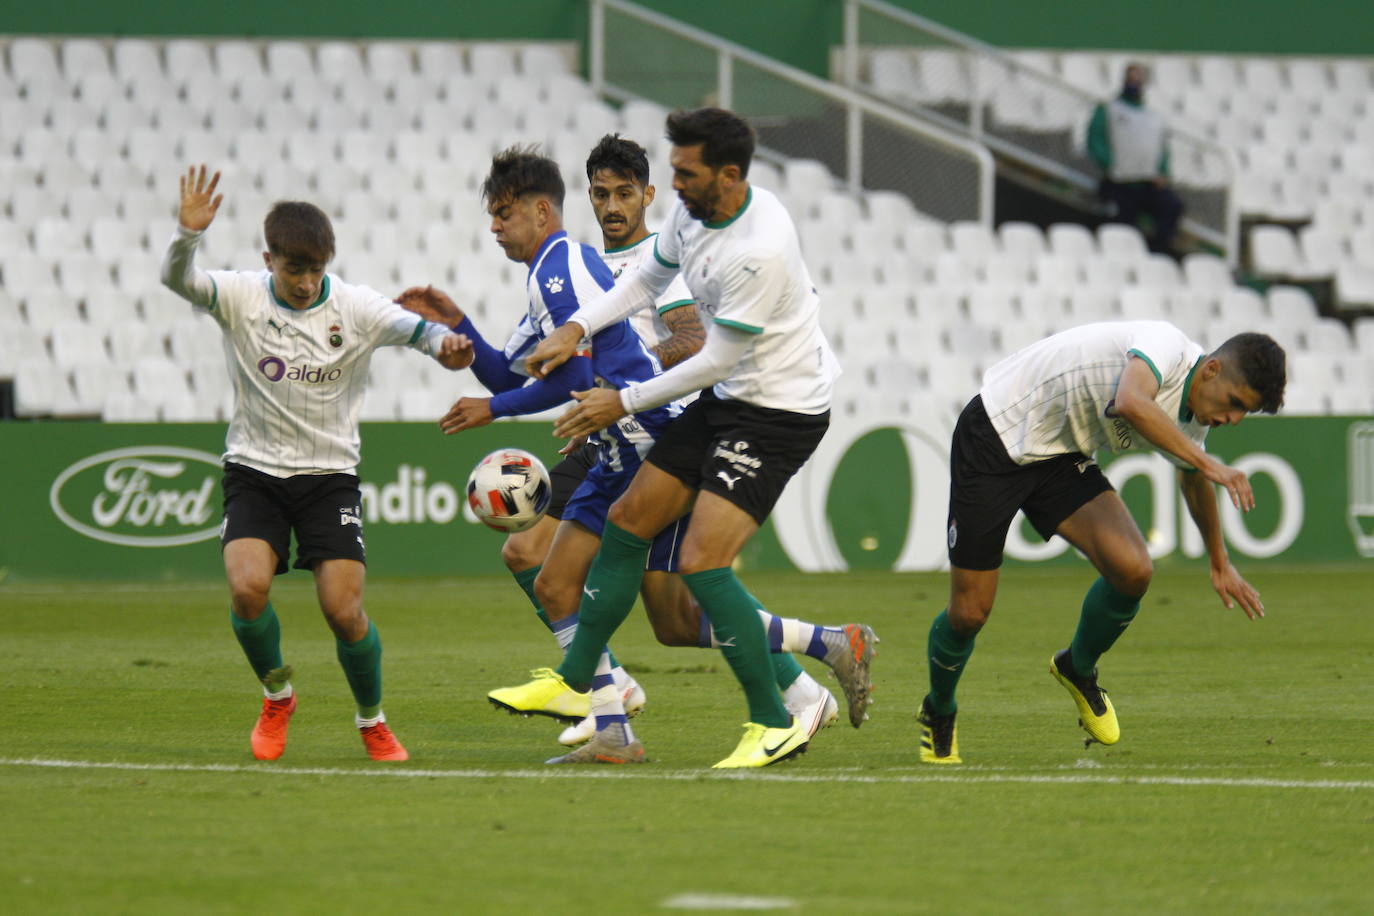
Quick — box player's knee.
[500,534,539,573]
[946,600,991,635]
[227,578,272,618]
[1108,552,1153,597]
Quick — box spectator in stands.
[1088,62,1184,256]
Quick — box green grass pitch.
[3,564,1372,913]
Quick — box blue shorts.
[561,457,689,573]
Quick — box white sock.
[355,710,386,728]
[264,683,293,701]
[590,651,634,742]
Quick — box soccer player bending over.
[161,165,473,762]
[500,108,878,769]
[916,321,1285,763]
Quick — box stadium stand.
[0,35,1369,426]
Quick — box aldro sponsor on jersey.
[256,356,344,384]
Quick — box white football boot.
[784,670,839,739]
[558,677,647,746]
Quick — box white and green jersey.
[652,186,839,413]
[980,320,1208,468]
[600,234,694,348]
[161,225,452,477]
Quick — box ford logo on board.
[49,446,222,547]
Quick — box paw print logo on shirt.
[544,275,565,294]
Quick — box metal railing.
[590,0,995,225]
[841,0,1240,260]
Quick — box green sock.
[927,610,976,716]
[1069,577,1141,677]
[556,521,649,690]
[771,652,805,691]
[336,621,383,716]
[512,565,552,631]
[515,564,621,665]
[682,567,791,728]
[230,603,283,681]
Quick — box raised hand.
[396,285,465,326]
[178,164,223,232]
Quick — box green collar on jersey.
[704,186,752,230]
[1179,355,1204,422]
[269,275,331,311]
[603,233,656,255]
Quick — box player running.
[160,165,474,762]
[497,108,877,769]
[406,145,859,763]
[916,321,1285,763]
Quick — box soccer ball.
[466,448,552,533]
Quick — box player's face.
[488,194,543,264]
[670,144,726,222]
[1189,360,1263,428]
[588,169,652,247]
[264,252,327,309]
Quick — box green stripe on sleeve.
[1127,348,1162,386]
[652,238,679,269]
[657,299,693,315]
[408,319,428,345]
[714,317,763,334]
[208,274,218,311]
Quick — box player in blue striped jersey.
[425,147,679,761]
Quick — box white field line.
[3,757,1372,791]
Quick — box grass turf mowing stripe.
[5,757,1372,791]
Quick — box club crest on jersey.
[544,275,565,294]
[329,324,343,348]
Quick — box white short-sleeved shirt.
[652,186,840,414]
[165,231,451,477]
[980,320,1209,467]
[600,234,694,347]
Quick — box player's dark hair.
[665,107,754,178]
[585,133,650,186]
[482,145,565,209]
[1213,333,1287,414]
[264,201,334,264]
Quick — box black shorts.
[947,395,1113,571]
[547,441,599,521]
[646,388,829,526]
[221,463,367,575]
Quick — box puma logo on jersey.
[544,275,565,294]
[267,318,284,334]
[741,264,760,276]
[716,471,740,490]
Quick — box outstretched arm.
[526,256,677,379]
[1112,356,1254,511]
[160,165,225,308]
[1179,468,1264,619]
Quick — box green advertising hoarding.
[0,415,1370,583]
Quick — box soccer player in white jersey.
[914,321,1286,763]
[404,139,852,758]
[498,108,879,769]
[160,165,473,762]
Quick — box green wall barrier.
[2,415,1369,583]
[0,421,793,582]
[7,2,1367,76]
